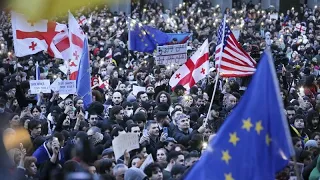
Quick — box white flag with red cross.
[68,11,85,80]
[78,15,87,26]
[11,11,70,59]
[169,39,209,90]
[294,23,306,35]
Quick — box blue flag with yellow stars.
[185,50,295,180]
[129,22,170,53]
[76,37,92,109]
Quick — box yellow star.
[145,44,148,46]
[152,34,155,37]
[229,132,240,146]
[266,134,272,146]
[242,118,253,132]
[224,173,234,180]
[221,150,231,164]
[255,121,264,135]
[141,39,144,42]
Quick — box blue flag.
[76,38,92,109]
[185,50,295,180]
[129,22,169,53]
[167,33,191,43]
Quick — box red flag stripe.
[55,36,70,52]
[225,42,254,67]
[223,49,250,66]
[71,34,84,48]
[219,64,256,73]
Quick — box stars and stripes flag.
[169,39,209,90]
[215,17,256,77]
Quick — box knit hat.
[124,167,147,180]
[101,148,114,157]
[305,140,318,149]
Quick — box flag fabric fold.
[169,39,209,90]
[215,17,256,77]
[68,11,86,80]
[76,38,92,109]
[185,50,295,180]
[11,11,70,59]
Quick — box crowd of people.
[0,0,319,179]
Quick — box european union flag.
[76,37,92,109]
[129,22,169,53]
[185,50,295,180]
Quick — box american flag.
[215,17,256,77]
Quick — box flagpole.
[204,15,227,126]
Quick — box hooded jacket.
[309,155,320,180]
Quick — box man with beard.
[195,95,206,115]
[105,91,123,117]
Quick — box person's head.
[203,128,213,141]
[286,106,296,121]
[312,132,320,147]
[101,148,115,160]
[293,137,303,150]
[195,95,205,107]
[146,120,159,137]
[307,110,319,127]
[88,111,99,126]
[113,164,128,180]
[137,91,149,103]
[9,113,20,128]
[174,85,186,96]
[31,106,41,118]
[39,103,46,113]
[173,104,184,112]
[293,114,305,129]
[171,164,187,180]
[128,123,141,135]
[75,99,84,109]
[129,154,143,168]
[28,120,41,138]
[133,111,147,130]
[164,140,176,151]
[225,94,237,110]
[175,114,190,131]
[122,101,134,117]
[185,151,200,167]
[94,158,114,175]
[167,151,185,167]
[156,91,171,105]
[110,105,124,121]
[51,132,65,147]
[144,163,163,180]
[24,156,37,176]
[156,148,167,163]
[298,150,312,166]
[112,91,123,105]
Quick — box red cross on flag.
[11,11,70,59]
[169,39,209,90]
[78,15,87,26]
[68,11,85,80]
[294,23,306,35]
